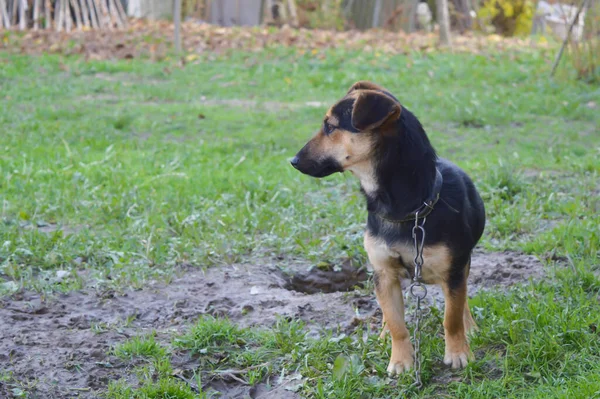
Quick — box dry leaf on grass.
[0,19,551,61]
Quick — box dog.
[291,81,485,376]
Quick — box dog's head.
[291,81,402,178]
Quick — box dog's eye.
[323,121,334,135]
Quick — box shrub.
[477,0,535,36]
[296,0,346,30]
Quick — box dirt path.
[0,250,544,398]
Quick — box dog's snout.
[290,156,299,168]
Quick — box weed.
[112,334,166,361]
[1,47,599,398]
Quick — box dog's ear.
[347,80,386,94]
[351,90,401,131]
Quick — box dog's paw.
[387,339,414,376]
[443,347,472,369]
[387,357,413,376]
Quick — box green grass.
[112,334,166,360]
[1,47,599,398]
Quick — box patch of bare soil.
[0,250,544,398]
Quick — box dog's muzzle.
[290,156,300,168]
[290,154,341,178]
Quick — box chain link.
[409,212,427,389]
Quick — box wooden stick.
[87,0,99,28]
[33,0,40,29]
[79,0,90,27]
[106,0,117,27]
[64,0,72,32]
[437,0,452,46]
[96,0,111,29]
[11,0,18,26]
[408,0,419,32]
[45,0,51,29]
[265,0,273,23]
[372,0,382,28]
[174,0,182,53]
[550,0,590,76]
[113,0,127,26]
[287,0,298,27]
[55,0,62,30]
[108,0,124,28]
[91,0,102,28]
[100,0,109,29]
[205,0,211,21]
[258,0,264,24]
[278,0,288,22]
[0,0,9,28]
[70,0,82,30]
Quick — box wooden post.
[80,0,90,27]
[0,0,9,28]
[174,0,182,53]
[107,0,124,28]
[113,0,127,26]
[259,0,265,23]
[437,0,452,46]
[55,0,62,30]
[65,0,72,31]
[278,0,288,23]
[33,0,40,29]
[408,0,420,32]
[372,0,382,28]
[70,0,83,30]
[97,0,111,29]
[265,0,274,24]
[19,0,26,30]
[287,0,298,27]
[206,0,212,22]
[10,0,17,26]
[87,0,99,28]
[45,0,51,29]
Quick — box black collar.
[375,168,443,224]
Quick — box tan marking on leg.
[365,232,413,375]
[442,281,473,369]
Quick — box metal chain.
[409,212,427,389]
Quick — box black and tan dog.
[291,81,485,375]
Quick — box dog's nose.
[290,156,299,168]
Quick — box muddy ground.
[0,250,545,398]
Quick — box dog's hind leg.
[365,233,413,376]
[441,272,474,369]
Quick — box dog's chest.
[367,236,451,284]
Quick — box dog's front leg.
[374,268,414,375]
[365,232,413,375]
